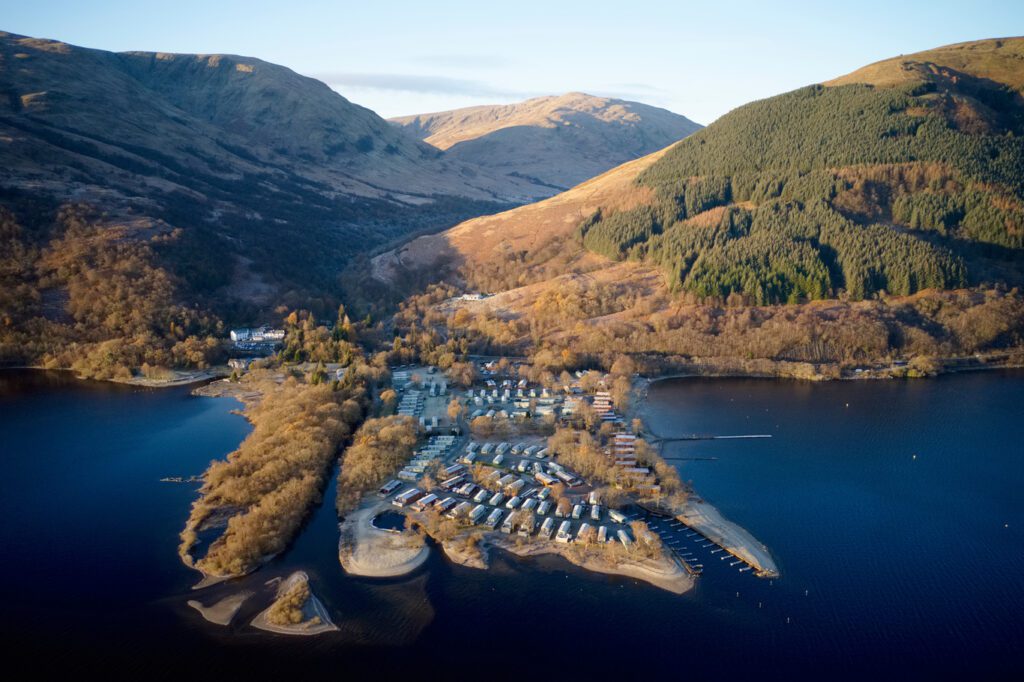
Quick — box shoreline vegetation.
[250,571,338,636]
[335,415,419,516]
[429,526,695,595]
[2,364,230,387]
[384,250,1024,386]
[630,349,1024,383]
[178,367,373,579]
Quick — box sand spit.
[677,498,779,578]
[338,501,430,578]
[187,591,253,626]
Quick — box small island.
[251,571,338,636]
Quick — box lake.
[1,369,1021,679]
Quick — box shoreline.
[3,352,1018,395]
[187,591,253,626]
[430,528,693,595]
[490,535,695,595]
[338,501,430,578]
[633,352,1023,387]
[191,377,265,410]
[0,364,229,388]
[250,571,338,636]
[629,374,780,580]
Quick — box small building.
[469,504,488,524]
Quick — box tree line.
[576,80,1023,305]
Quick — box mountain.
[380,39,1024,378]
[0,31,564,301]
[0,31,553,204]
[390,93,701,193]
[0,31,557,376]
[586,36,1024,303]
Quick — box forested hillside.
[377,39,1024,379]
[0,202,227,378]
[579,38,1024,304]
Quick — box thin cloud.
[314,72,531,99]
[414,54,512,69]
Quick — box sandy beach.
[187,591,253,626]
[338,501,430,577]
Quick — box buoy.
[786,617,791,624]
[912,454,917,460]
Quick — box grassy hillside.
[370,147,669,289]
[391,93,701,191]
[826,37,1024,93]
[0,31,551,309]
[579,39,1024,305]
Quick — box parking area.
[391,365,456,433]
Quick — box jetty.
[650,433,772,444]
[675,499,779,578]
[639,499,779,578]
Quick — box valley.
[0,19,1023,678]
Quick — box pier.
[638,501,779,579]
[650,433,772,444]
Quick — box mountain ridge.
[390,92,701,191]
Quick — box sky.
[3,0,1022,124]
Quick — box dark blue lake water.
[1,369,1021,680]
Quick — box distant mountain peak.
[390,93,701,190]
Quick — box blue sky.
[3,0,1022,123]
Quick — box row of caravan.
[389,485,634,549]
